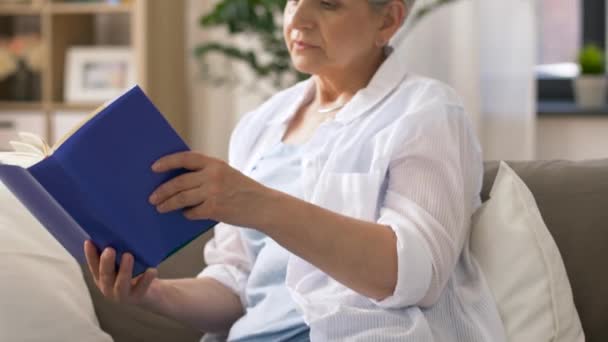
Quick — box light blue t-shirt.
[227,142,310,342]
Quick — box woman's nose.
[286,0,315,30]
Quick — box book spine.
[0,163,90,264]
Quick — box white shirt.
[199,43,507,341]
[228,142,310,340]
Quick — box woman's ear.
[376,0,407,46]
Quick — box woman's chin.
[291,54,325,73]
[292,61,320,76]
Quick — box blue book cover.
[0,86,217,276]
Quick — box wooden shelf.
[0,4,43,15]
[49,3,133,15]
[0,101,44,111]
[0,0,188,144]
[0,101,105,113]
[538,100,608,117]
[0,2,132,15]
[51,102,100,112]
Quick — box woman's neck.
[313,47,386,108]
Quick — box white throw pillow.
[471,161,584,342]
[0,155,112,342]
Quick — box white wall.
[400,0,482,138]
[537,117,608,160]
[186,0,270,160]
[187,0,235,160]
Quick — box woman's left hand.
[149,151,272,228]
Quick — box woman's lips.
[294,40,318,51]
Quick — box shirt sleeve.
[196,112,258,308]
[197,222,253,308]
[372,90,484,309]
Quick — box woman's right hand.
[84,240,160,306]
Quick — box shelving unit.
[0,5,44,16]
[0,0,187,147]
[49,3,133,14]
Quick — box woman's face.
[284,0,386,76]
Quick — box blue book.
[0,86,218,276]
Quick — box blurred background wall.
[0,0,606,162]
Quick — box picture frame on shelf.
[64,46,135,104]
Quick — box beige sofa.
[83,160,608,342]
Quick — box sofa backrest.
[482,160,608,342]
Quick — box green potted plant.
[195,0,459,90]
[574,43,606,108]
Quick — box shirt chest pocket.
[310,171,385,222]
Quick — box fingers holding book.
[151,151,212,172]
[149,151,271,228]
[84,240,158,305]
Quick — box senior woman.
[84,0,506,341]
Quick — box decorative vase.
[12,58,29,101]
[573,75,607,108]
[10,58,38,101]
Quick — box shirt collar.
[266,78,315,126]
[266,45,409,126]
[334,46,409,124]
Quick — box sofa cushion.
[472,161,584,341]
[482,160,608,342]
[0,163,112,342]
